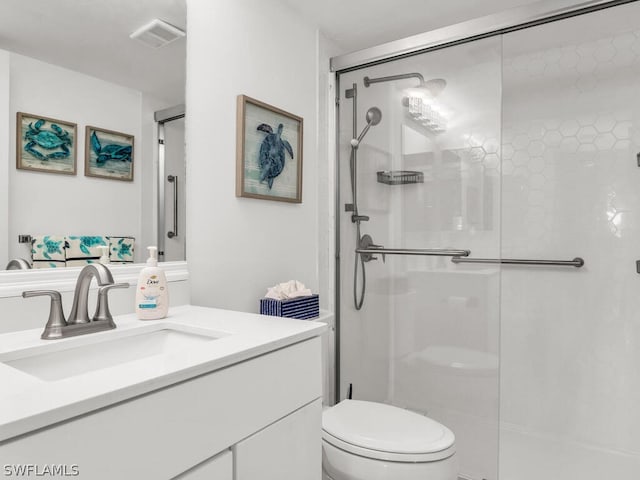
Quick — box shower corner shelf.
[377,170,424,185]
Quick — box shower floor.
[499,426,640,480]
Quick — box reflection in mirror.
[158,115,186,262]
[0,0,186,271]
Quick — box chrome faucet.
[6,258,31,270]
[23,264,129,340]
[68,264,118,324]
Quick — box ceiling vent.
[130,19,186,48]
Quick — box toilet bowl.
[322,400,458,480]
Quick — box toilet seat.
[322,400,456,463]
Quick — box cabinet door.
[235,399,322,480]
[173,450,232,480]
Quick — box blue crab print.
[90,131,132,164]
[33,236,64,260]
[24,119,72,160]
[112,238,132,260]
[256,123,293,189]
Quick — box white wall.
[317,33,340,315]
[0,51,9,267]
[186,0,323,312]
[7,52,144,261]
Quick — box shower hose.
[350,148,366,311]
[353,222,366,310]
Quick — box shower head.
[351,107,382,148]
[422,78,446,97]
[365,106,382,126]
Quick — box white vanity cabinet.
[234,399,322,480]
[0,336,323,480]
[174,450,233,480]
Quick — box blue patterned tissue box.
[259,294,319,320]
[31,235,65,261]
[66,236,108,259]
[32,261,65,269]
[108,237,135,263]
[66,259,98,267]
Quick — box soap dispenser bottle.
[135,246,169,320]
[98,245,110,265]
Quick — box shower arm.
[364,73,424,87]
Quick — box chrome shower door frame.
[331,0,636,72]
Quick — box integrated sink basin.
[1,324,227,382]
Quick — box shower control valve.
[358,234,385,263]
[369,254,385,263]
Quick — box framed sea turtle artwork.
[84,126,134,181]
[16,112,77,175]
[236,95,303,203]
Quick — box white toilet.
[322,400,458,480]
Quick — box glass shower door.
[337,37,502,480]
[500,3,640,479]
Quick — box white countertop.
[0,305,328,443]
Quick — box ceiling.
[0,0,186,105]
[0,0,541,104]
[282,0,541,53]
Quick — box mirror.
[0,0,187,271]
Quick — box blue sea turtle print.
[68,236,107,255]
[90,131,132,164]
[256,123,293,189]
[112,238,132,260]
[32,236,64,260]
[24,120,72,160]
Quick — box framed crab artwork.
[84,126,134,181]
[16,112,77,175]
[236,95,303,203]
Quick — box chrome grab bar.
[451,257,584,267]
[167,175,178,239]
[356,247,471,257]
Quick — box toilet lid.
[322,400,455,460]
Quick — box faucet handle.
[94,283,129,324]
[22,290,67,340]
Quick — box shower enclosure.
[156,105,186,262]
[333,2,640,479]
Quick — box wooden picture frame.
[85,126,134,181]
[236,95,303,203]
[16,112,77,175]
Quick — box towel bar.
[451,257,584,267]
[356,247,471,257]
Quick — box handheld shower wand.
[350,107,382,148]
[348,105,382,310]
